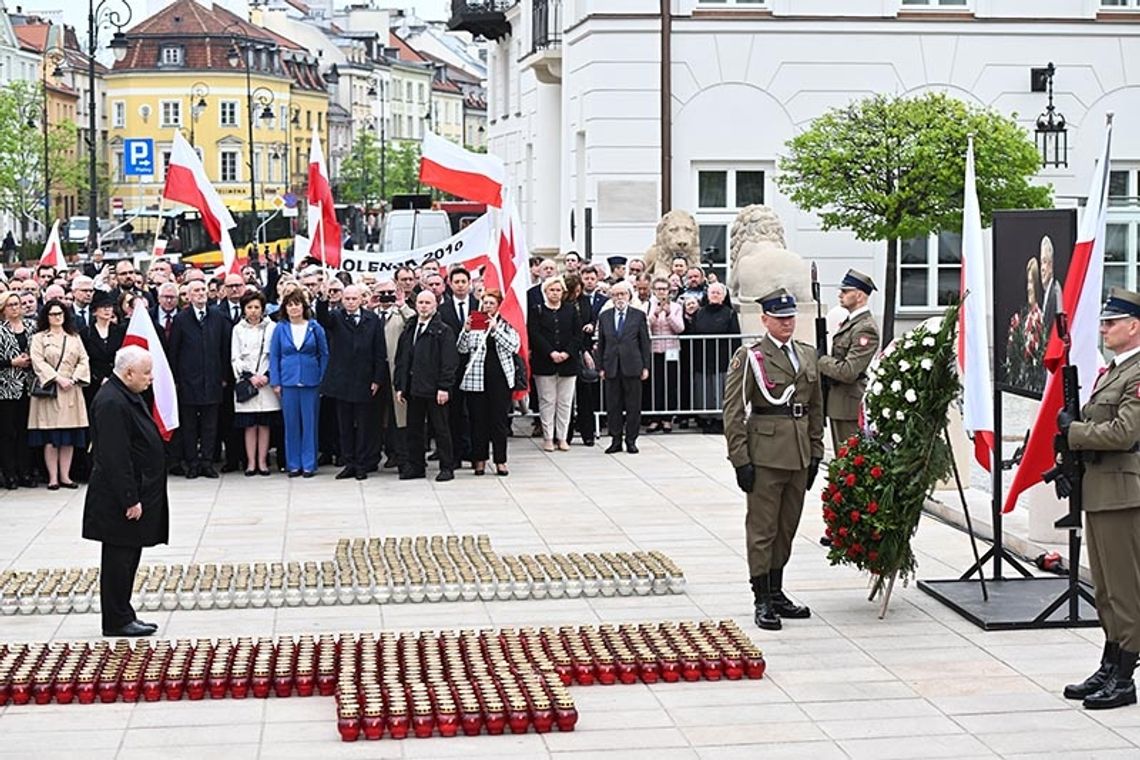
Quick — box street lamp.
[188,81,209,149]
[88,0,133,253]
[1033,62,1067,168]
[369,80,387,205]
[225,26,278,234]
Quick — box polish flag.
[419,130,505,208]
[958,136,994,471]
[39,219,63,269]
[163,130,238,272]
[1003,116,1113,513]
[122,296,179,440]
[307,129,341,268]
[494,198,530,400]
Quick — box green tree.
[338,130,382,207]
[777,92,1052,342]
[385,139,421,198]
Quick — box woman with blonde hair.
[528,276,581,451]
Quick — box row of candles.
[0,535,685,616]
[0,620,764,742]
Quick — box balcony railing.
[532,0,562,53]
[448,0,515,41]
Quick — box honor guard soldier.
[818,269,880,450]
[1060,287,1140,710]
[723,288,824,630]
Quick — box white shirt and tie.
[346,310,361,327]
[768,335,800,373]
[453,297,468,325]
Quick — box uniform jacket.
[458,318,520,393]
[394,314,458,399]
[315,300,389,402]
[596,305,651,378]
[82,374,169,547]
[168,305,232,405]
[268,319,328,388]
[230,319,280,413]
[382,304,415,426]
[818,309,880,421]
[1068,351,1140,512]
[29,330,91,430]
[0,318,36,400]
[723,335,825,471]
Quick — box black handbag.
[30,336,66,398]
[578,350,600,384]
[234,326,265,403]
[511,352,528,392]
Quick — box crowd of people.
[0,249,743,487]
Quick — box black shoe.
[605,440,623,454]
[317,453,332,466]
[199,466,219,479]
[750,575,781,631]
[221,463,240,474]
[626,442,639,454]
[134,619,158,632]
[288,470,302,478]
[19,476,36,488]
[646,422,661,434]
[244,470,257,477]
[769,568,811,619]
[103,621,156,637]
[383,457,398,469]
[59,481,79,490]
[428,450,440,461]
[355,471,368,481]
[1084,649,1138,710]
[335,467,357,480]
[258,469,272,477]
[435,469,454,482]
[4,478,17,490]
[46,483,60,491]
[302,471,315,479]
[399,469,426,481]
[1066,642,1119,700]
[169,465,185,477]
[583,439,595,447]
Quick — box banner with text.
[338,214,494,274]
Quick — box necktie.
[458,301,465,324]
[617,309,625,334]
[352,313,359,327]
[164,313,173,339]
[783,343,799,373]
[415,323,425,344]
[232,305,239,322]
[197,310,205,324]
[79,308,87,326]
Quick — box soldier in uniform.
[818,269,880,450]
[723,288,824,630]
[1059,287,1140,710]
[605,256,628,286]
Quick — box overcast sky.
[8,1,449,26]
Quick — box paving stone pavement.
[0,433,1135,759]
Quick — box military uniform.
[723,289,824,630]
[818,269,880,450]
[1062,287,1140,710]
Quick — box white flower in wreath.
[882,408,892,419]
[892,433,903,443]
[895,410,905,421]
[920,358,933,371]
[905,388,918,403]
[872,382,883,394]
[904,339,915,350]
[922,336,936,347]
[899,360,911,372]
[890,380,902,392]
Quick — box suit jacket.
[1069,352,1140,512]
[438,293,479,335]
[316,299,389,402]
[83,375,169,547]
[168,305,233,405]
[269,319,328,388]
[150,305,180,353]
[584,290,609,321]
[722,336,825,472]
[394,314,458,399]
[220,299,245,325]
[818,309,880,421]
[527,284,544,311]
[381,304,415,426]
[1042,278,1063,336]
[595,306,651,378]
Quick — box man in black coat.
[168,280,231,478]
[596,281,651,454]
[83,345,168,637]
[317,284,389,480]
[438,266,478,465]
[394,290,459,482]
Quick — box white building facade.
[480,0,1140,320]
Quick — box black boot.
[750,575,781,631]
[1084,648,1138,710]
[1064,641,1119,700]
[769,568,811,619]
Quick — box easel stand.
[917,388,1098,630]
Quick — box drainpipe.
[660,0,672,214]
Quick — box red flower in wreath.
[838,527,849,538]
[868,550,879,563]
[847,436,859,448]
[867,501,879,515]
[838,446,849,458]
[872,530,882,541]
[845,474,857,487]
[850,510,861,523]
[870,466,883,479]
[832,492,843,504]
[853,455,865,467]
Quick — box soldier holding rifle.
[817,268,880,450]
[1058,288,1140,710]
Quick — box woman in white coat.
[231,291,279,476]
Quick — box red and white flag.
[39,219,63,269]
[1003,116,1113,513]
[163,130,237,272]
[419,131,505,208]
[494,197,530,399]
[958,136,994,471]
[122,297,179,440]
[307,129,341,268]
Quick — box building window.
[114,150,124,183]
[159,46,184,66]
[253,148,262,182]
[1102,0,1140,7]
[220,100,239,127]
[220,150,239,182]
[112,101,125,128]
[161,151,171,180]
[694,166,767,283]
[898,232,962,309]
[279,105,288,131]
[160,100,181,127]
[1106,167,1140,298]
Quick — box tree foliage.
[338,134,424,206]
[777,92,1052,341]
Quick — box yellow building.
[106,0,330,260]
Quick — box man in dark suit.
[83,345,167,637]
[217,273,246,472]
[168,280,232,478]
[438,266,479,466]
[596,280,651,454]
[150,283,180,351]
[71,276,96,333]
[394,290,459,482]
[317,284,389,480]
[527,258,558,310]
[581,265,609,319]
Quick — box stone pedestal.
[1027,483,1070,544]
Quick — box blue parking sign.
[123,139,155,176]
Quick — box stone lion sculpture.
[728,205,810,301]
[643,210,701,279]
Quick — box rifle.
[811,262,830,409]
[1042,312,1083,529]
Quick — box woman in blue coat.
[269,290,328,477]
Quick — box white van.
[381,210,452,252]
